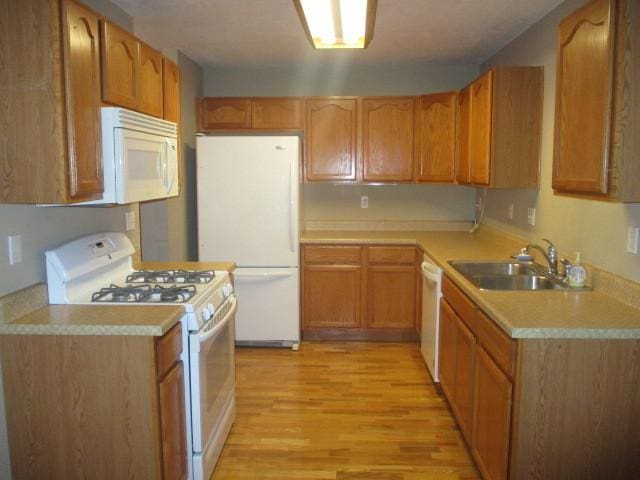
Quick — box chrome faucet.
[523,239,558,275]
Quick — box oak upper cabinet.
[362,97,416,182]
[305,98,358,181]
[302,246,363,330]
[163,57,181,123]
[458,67,543,188]
[553,0,640,201]
[455,86,472,184]
[0,0,104,203]
[197,98,252,130]
[366,247,416,329]
[137,42,163,117]
[101,21,139,110]
[415,92,457,183]
[101,20,166,118]
[252,98,303,129]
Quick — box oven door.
[114,127,178,203]
[189,296,237,455]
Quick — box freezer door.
[233,267,300,344]
[197,136,300,267]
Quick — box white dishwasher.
[420,254,442,382]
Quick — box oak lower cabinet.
[552,0,640,201]
[302,244,418,340]
[0,322,188,480]
[362,97,416,182]
[439,276,640,479]
[0,0,104,203]
[304,98,358,181]
[456,67,543,188]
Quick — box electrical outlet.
[360,196,368,209]
[507,203,514,220]
[126,211,136,231]
[627,226,639,254]
[7,235,22,265]
[527,207,536,226]
[475,197,482,209]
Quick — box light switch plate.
[7,235,22,265]
[126,211,136,231]
[527,207,536,226]
[627,227,639,254]
[360,196,368,209]
[507,203,514,220]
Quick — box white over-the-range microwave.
[74,107,179,205]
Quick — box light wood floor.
[211,342,480,480]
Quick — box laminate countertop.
[301,229,640,339]
[0,261,236,337]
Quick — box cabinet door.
[472,346,512,480]
[366,265,416,329]
[439,300,457,401]
[303,265,362,329]
[199,98,251,130]
[159,362,188,480]
[362,97,415,182]
[470,70,493,186]
[61,0,103,200]
[415,92,457,183]
[305,98,358,181]
[138,43,163,117]
[453,313,476,441]
[163,57,181,123]
[100,21,138,110]
[552,0,614,194]
[455,86,471,184]
[252,98,303,129]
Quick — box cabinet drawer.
[367,246,415,265]
[303,246,362,265]
[442,276,476,330]
[156,322,182,378]
[475,310,516,378]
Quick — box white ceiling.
[113,0,563,68]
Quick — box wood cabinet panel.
[438,300,457,401]
[252,98,303,129]
[198,98,251,130]
[415,92,457,183]
[303,265,362,329]
[138,42,163,117]
[475,310,516,379]
[469,70,493,186]
[159,362,188,480]
[366,265,416,329]
[367,246,415,265]
[163,57,181,123]
[362,97,415,182]
[303,245,362,264]
[305,98,358,181]
[553,0,614,195]
[62,0,104,200]
[472,346,512,480]
[442,276,476,330]
[453,312,476,441]
[455,86,472,184]
[156,322,182,378]
[100,21,138,110]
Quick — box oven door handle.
[198,296,237,344]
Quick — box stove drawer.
[156,322,183,378]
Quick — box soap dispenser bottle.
[567,252,586,287]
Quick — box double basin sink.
[449,261,573,291]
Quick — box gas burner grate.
[126,269,215,284]
[91,284,152,303]
[138,284,197,303]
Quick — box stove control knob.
[207,303,216,316]
[201,309,212,321]
[223,283,233,298]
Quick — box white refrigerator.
[196,135,300,348]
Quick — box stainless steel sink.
[448,261,566,291]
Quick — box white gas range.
[45,232,236,480]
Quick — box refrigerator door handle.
[288,161,295,253]
[234,271,293,279]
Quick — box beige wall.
[140,51,203,261]
[204,63,480,226]
[480,0,640,283]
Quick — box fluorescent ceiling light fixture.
[294,0,377,49]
